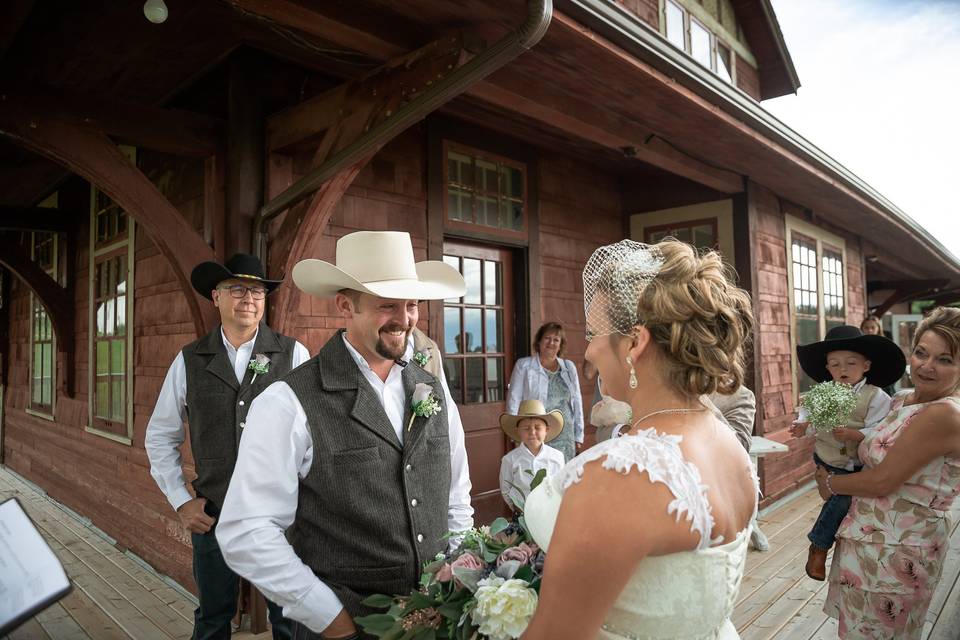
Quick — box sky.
[765,0,960,260]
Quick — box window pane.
[448,187,469,222]
[717,42,733,83]
[665,0,685,49]
[444,307,461,354]
[484,261,501,305]
[444,358,463,404]
[448,151,474,187]
[465,358,484,404]
[476,159,498,192]
[116,295,126,336]
[486,358,504,403]
[693,224,715,249]
[96,341,110,375]
[112,379,125,421]
[463,258,481,304]
[485,309,502,353]
[478,195,499,228]
[690,19,712,68]
[111,340,125,375]
[463,308,482,353]
[796,317,820,346]
[506,200,523,231]
[96,380,110,417]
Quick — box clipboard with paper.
[0,497,72,636]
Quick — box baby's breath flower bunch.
[801,381,858,433]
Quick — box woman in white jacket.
[507,322,584,461]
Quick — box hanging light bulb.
[143,0,168,24]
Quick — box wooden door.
[440,241,514,525]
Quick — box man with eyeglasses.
[146,253,309,640]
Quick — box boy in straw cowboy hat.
[790,324,906,581]
[216,231,473,640]
[145,253,310,640]
[499,399,566,511]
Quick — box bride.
[521,239,758,639]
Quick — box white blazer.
[506,356,584,444]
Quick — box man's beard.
[376,324,412,360]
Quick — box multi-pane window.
[445,144,525,234]
[644,218,718,251]
[442,253,506,405]
[29,232,59,415]
[89,177,134,440]
[662,0,736,84]
[786,219,846,396]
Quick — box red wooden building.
[2,0,959,593]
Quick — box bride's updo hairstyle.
[584,239,753,399]
[637,241,753,397]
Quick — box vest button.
[240,422,246,428]
[239,400,245,406]
[416,533,424,543]
[411,498,418,507]
[405,464,412,472]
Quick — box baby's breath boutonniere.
[801,380,858,454]
[407,382,442,432]
[412,350,431,368]
[248,353,270,383]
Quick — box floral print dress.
[824,393,960,639]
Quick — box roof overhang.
[730,0,801,99]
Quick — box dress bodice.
[524,429,756,639]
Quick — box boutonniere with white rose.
[247,353,270,383]
[407,382,442,432]
[412,350,431,368]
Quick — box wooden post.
[226,52,264,255]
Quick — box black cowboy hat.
[190,253,283,300]
[797,325,906,388]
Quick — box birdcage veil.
[583,240,665,341]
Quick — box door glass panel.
[465,358,484,404]
[484,261,501,305]
[443,255,461,303]
[463,308,482,353]
[463,258,481,304]
[486,358,504,402]
[444,307,461,354]
[444,359,463,403]
[485,309,502,353]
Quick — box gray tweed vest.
[182,324,298,511]
[285,330,451,618]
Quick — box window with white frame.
[88,154,135,443]
[29,231,59,416]
[661,0,736,84]
[786,216,846,395]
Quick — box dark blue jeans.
[807,453,860,550]
[192,526,292,640]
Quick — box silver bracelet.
[825,472,837,496]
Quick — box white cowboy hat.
[292,231,466,300]
[499,399,565,443]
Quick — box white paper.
[0,499,71,631]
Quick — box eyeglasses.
[218,284,267,300]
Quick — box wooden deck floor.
[3,464,959,640]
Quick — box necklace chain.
[630,406,706,430]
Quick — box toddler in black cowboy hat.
[790,325,906,581]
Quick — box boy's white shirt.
[499,442,565,507]
[796,378,892,470]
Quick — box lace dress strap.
[554,428,721,549]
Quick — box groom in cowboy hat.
[217,231,473,639]
[146,253,309,640]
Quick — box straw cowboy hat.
[190,253,282,300]
[292,231,465,300]
[797,325,906,388]
[500,399,565,443]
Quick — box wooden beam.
[469,77,743,194]
[226,54,264,254]
[224,0,406,61]
[0,236,75,395]
[0,95,219,337]
[267,32,471,153]
[1,87,225,157]
[0,205,73,232]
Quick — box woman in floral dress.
[815,306,960,639]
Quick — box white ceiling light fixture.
[143,0,169,24]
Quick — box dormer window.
[662,0,735,84]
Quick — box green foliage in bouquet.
[801,381,858,433]
[356,473,548,640]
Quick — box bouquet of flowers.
[801,381,858,433]
[356,473,547,640]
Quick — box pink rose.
[838,569,862,589]
[859,525,877,535]
[496,542,539,568]
[891,552,929,592]
[435,563,453,583]
[450,552,484,572]
[871,595,905,630]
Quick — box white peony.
[470,576,538,640]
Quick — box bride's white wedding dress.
[524,428,757,640]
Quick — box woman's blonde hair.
[630,240,754,398]
[913,306,960,358]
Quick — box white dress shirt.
[144,327,310,511]
[216,332,474,633]
[796,378,892,470]
[499,442,565,508]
